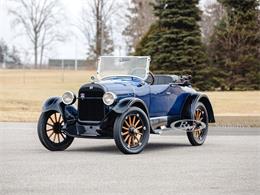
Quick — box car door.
[166,84,183,115]
[134,83,151,109]
[149,84,171,117]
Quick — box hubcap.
[46,112,67,144]
[53,123,62,133]
[121,114,144,148]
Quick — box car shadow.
[67,142,191,154]
[145,142,191,153]
[68,145,118,154]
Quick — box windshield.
[97,56,150,80]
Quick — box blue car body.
[42,75,215,137]
[38,56,216,154]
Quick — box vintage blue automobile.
[37,56,215,154]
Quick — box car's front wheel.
[37,111,74,151]
[187,102,209,146]
[113,107,150,154]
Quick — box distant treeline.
[0,40,21,67]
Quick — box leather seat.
[153,75,179,85]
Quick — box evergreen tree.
[0,40,8,63]
[9,46,22,65]
[0,40,21,66]
[209,0,260,90]
[135,0,211,90]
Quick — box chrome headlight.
[62,91,76,105]
[102,92,117,106]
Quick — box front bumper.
[63,109,115,138]
[65,122,102,137]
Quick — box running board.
[152,129,162,134]
[152,126,176,135]
[150,116,168,130]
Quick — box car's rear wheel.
[113,107,150,154]
[37,111,74,151]
[187,102,209,146]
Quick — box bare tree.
[39,22,65,67]
[201,2,226,45]
[78,0,118,60]
[123,0,155,53]
[9,0,65,68]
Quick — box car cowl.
[79,79,137,98]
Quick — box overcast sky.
[0,0,215,63]
[0,0,92,63]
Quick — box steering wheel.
[145,72,155,85]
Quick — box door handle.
[166,92,171,95]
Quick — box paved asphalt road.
[0,123,259,195]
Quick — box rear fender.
[193,94,215,123]
[181,94,215,123]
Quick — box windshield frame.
[97,56,151,80]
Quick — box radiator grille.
[78,85,105,121]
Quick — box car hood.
[98,80,135,97]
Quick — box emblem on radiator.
[89,86,93,89]
[80,93,85,99]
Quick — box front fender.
[42,97,64,113]
[42,97,78,123]
[112,97,149,117]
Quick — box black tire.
[37,111,74,151]
[187,102,209,146]
[113,107,150,154]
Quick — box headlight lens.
[103,92,117,106]
[62,91,76,105]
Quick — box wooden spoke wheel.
[37,111,74,151]
[45,112,67,144]
[193,108,204,140]
[187,102,208,146]
[121,113,145,148]
[114,107,150,154]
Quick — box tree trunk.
[34,37,38,69]
[95,0,103,60]
[40,45,44,69]
[96,1,100,60]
